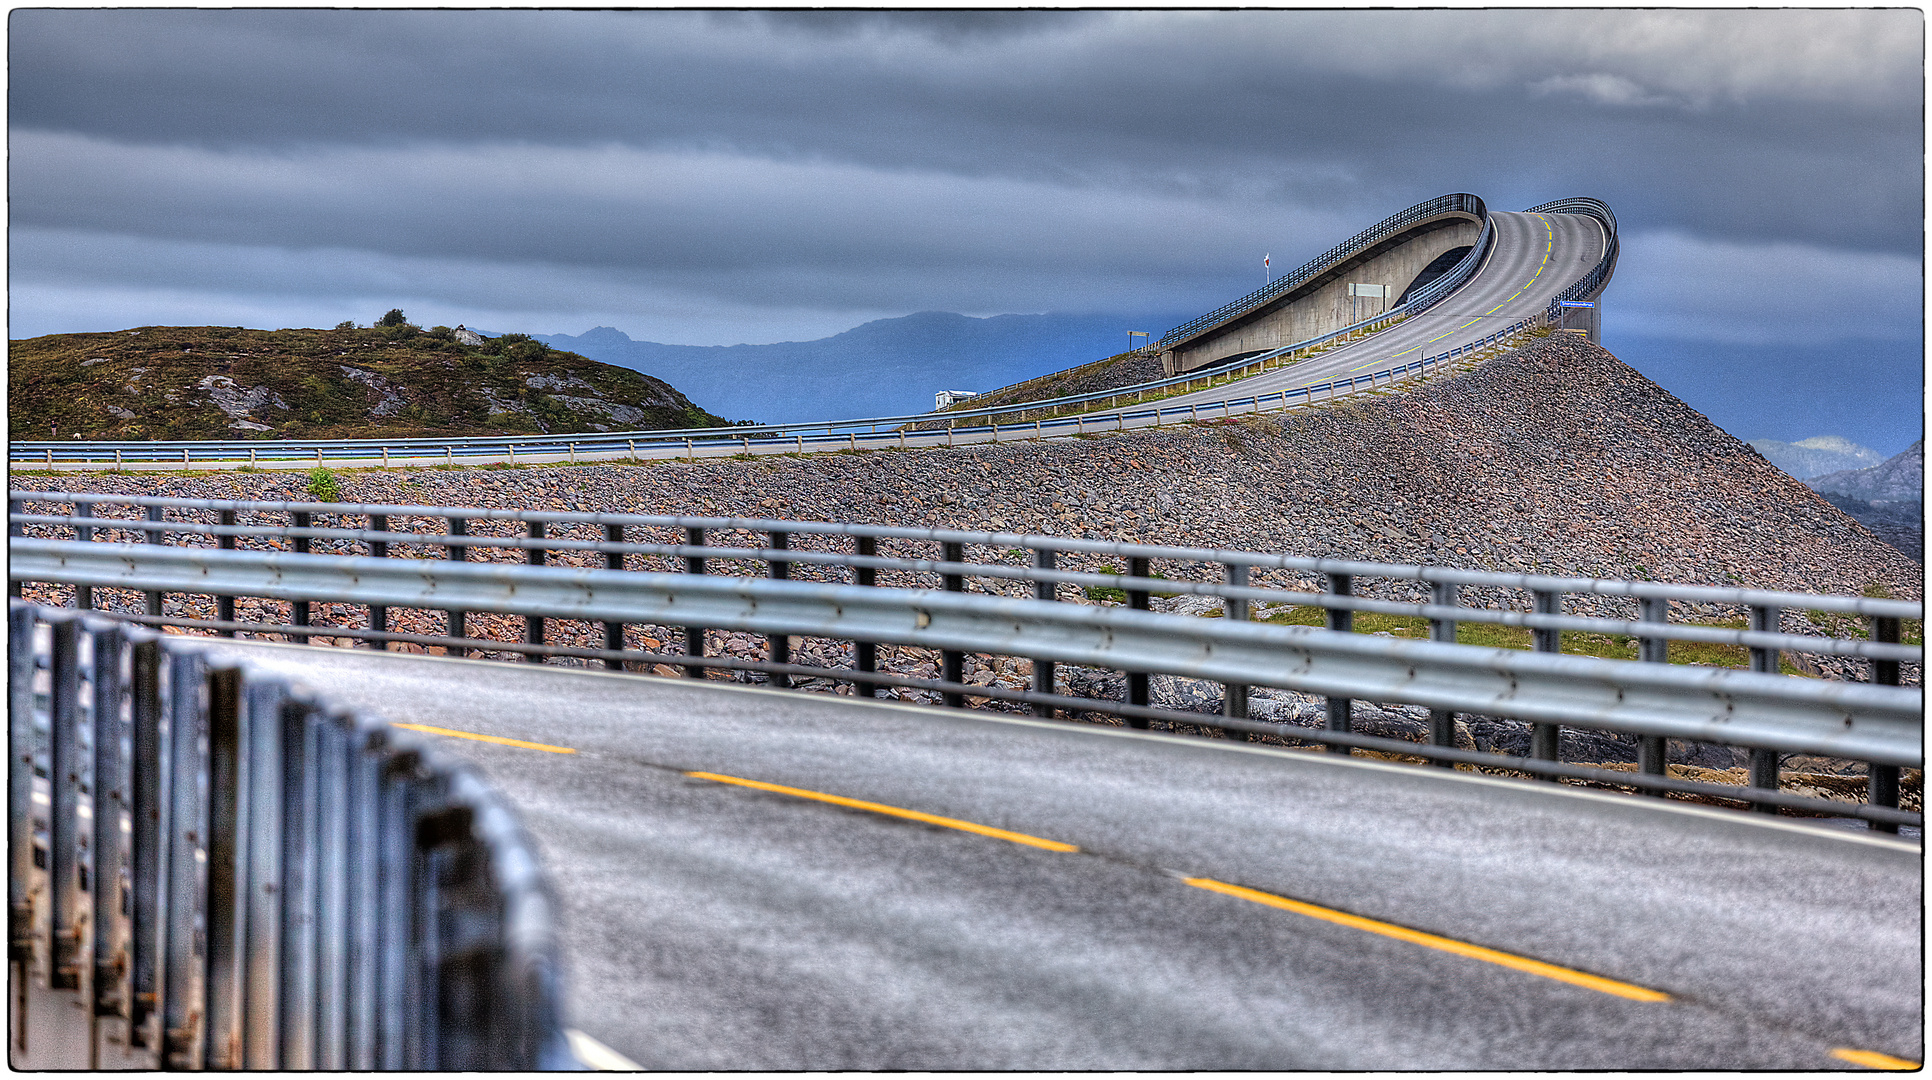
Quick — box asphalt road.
[190,640,1921,1071]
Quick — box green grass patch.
[1258,606,1816,674]
[1084,565,1183,603]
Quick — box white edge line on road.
[189,639,1922,854]
[566,1029,642,1071]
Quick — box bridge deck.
[194,640,1919,1070]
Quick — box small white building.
[935,389,980,410]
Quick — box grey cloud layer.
[11,9,1919,247]
[7,8,1921,346]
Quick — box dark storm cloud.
[7,8,1921,356]
[10,9,1918,251]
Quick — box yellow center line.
[1832,1049,1922,1070]
[1184,877,1671,1003]
[1357,215,1555,371]
[391,722,578,754]
[686,771,1080,852]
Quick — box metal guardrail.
[7,600,577,1069]
[1156,193,1490,348]
[8,194,1614,470]
[9,493,1921,831]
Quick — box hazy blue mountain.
[1746,435,1885,480]
[533,311,1180,424]
[1808,440,1923,503]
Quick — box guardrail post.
[162,649,210,1069]
[278,696,320,1069]
[1222,563,1249,735]
[367,515,389,650]
[6,495,22,599]
[1746,605,1782,813]
[242,682,289,1069]
[603,524,626,670]
[73,500,95,611]
[49,618,92,1004]
[768,531,791,688]
[125,635,170,1060]
[345,725,380,1069]
[202,665,247,1069]
[941,541,966,707]
[1428,580,1458,766]
[1032,549,1058,719]
[314,717,349,1069]
[1636,596,1669,790]
[1323,572,1353,749]
[144,504,166,619]
[91,622,137,1057]
[290,512,312,644]
[1868,614,1903,833]
[217,510,237,637]
[854,536,878,697]
[1530,589,1562,761]
[523,522,546,662]
[445,518,468,658]
[683,528,708,680]
[1120,556,1153,727]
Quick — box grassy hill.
[10,324,732,441]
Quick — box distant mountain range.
[1804,440,1923,562]
[1746,435,1886,480]
[531,311,1184,424]
[1807,440,1923,504]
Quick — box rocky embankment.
[13,335,1920,793]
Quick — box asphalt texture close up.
[191,640,1920,1071]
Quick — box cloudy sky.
[9,9,1923,451]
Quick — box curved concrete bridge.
[9,194,1616,470]
[1157,208,1608,413]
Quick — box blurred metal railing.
[7,600,577,1070]
[10,493,1921,832]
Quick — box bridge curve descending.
[11,196,1617,471]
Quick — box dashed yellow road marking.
[1184,877,1672,1002]
[391,722,577,754]
[686,771,1080,852]
[1832,1048,1922,1070]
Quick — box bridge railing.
[7,600,576,1070]
[10,494,1921,833]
